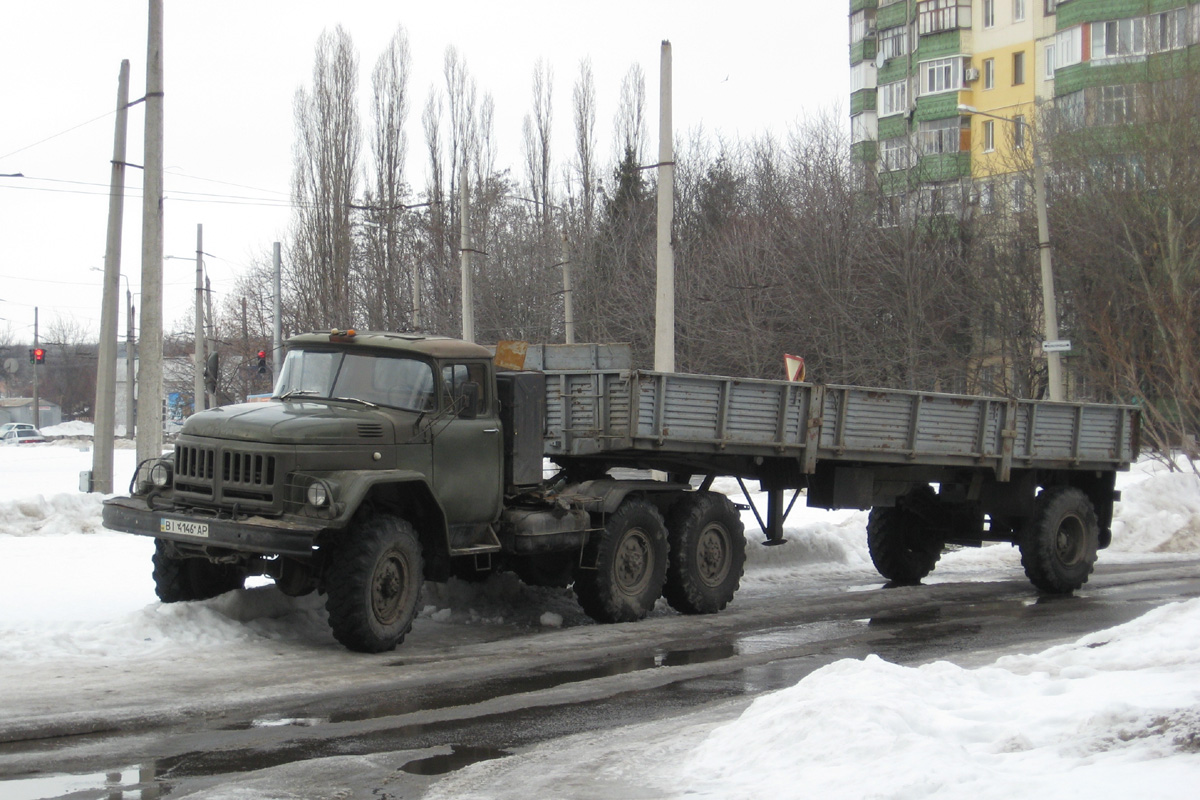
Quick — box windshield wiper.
[331,396,379,409]
[279,389,318,402]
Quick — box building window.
[878,79,910,116]
[917,0,967,36]
[1150,9,1187,52]
[1013,114,1026,149]
[1092,18,1146,61]
[1045,0,1058,14]
[881,136,912,171]
[979,181,995,214]
[1014,0,1026,23]
[984,58,995,89]
[1055,90,1085,130]
[983,120,995,152]
[1044,43,1056,79]
[850,10,875,44]
[851,113,877,144]
[1055,26,1083,68]
[983,0,996,28]
[920,56,964,95]
[1013,51,1026,85]
[879,26,909,61]
[919,117,962,155]
[1096,84,1136,125]
[1012,176,1027,213]
[850,62,876,93]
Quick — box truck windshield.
[274,349,436,412]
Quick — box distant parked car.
[0,422,38,437]
[1,427,46,445]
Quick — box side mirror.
[457,382,480,419]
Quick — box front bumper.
[102,496,328,559]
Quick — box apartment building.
[849,1,1200,217]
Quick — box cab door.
[431,360,503,526]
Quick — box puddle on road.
[0,765,164,800]
[400,744,511,775]
[327,641,738,724]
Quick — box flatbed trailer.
[530,343,1137,587]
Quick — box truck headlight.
[149,461,172,488]
[306,480,330,508]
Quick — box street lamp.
[958,104,1065,402]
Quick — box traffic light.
[32,347,45,365]
[256,350,267,376]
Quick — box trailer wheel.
[152,540,245,602]
[574,499,668,623]
[866,487,943,585]
[324,515,424,653]
[1019,487,1099,594]
[664,492,746,614]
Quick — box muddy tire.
[1019,487,1099,594]
[573,499,668,623]
[152,540,245,602]
[867,487,943,585]
[663,492,745,614]
[324,515,424,653]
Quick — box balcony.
[917,0,972,36]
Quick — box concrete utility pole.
[460,164,474,343]
[272,241,282,381]
[137,0,165,466]
[31,308,39,429]
[126,286,136,437]
[561,230,575,344]
[958,104,1064,401]
[1030,143,1065,402]
[654,40,676,373]
[193,223,204,414]
[92,59,131,494]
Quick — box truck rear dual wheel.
[867,487,944,585]
[574,499,668,623]
[1019,487,1099,594]
[152,540,246,602]
[324,515,424,653]
[664,492,746,614]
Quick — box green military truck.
[102,330,1140,652]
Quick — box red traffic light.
[33,348,45,364]
[257,350,266,359]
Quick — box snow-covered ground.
[1,430,1199,798]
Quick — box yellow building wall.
[961,39,1039,179]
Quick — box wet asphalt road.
[2,557,1199,799]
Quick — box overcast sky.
[0,1,847,346]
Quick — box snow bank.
[680,598,1200,800]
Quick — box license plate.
[160,518,210,538]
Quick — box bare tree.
[613,64,647,169]
[288,26,362,330]
[361,25,414,331]
[572,58,598,232]
[523,59,554,231]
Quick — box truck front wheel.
[664,492,746,614]
[324,515,424,653]
[867,487,943,585]
[1019,487,1099,594]
[574,499,668,623]
[152,540,245,602]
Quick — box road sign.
[1042,340,1072,353]
[785,354,806,382]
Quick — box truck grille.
[173,443,279,509]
